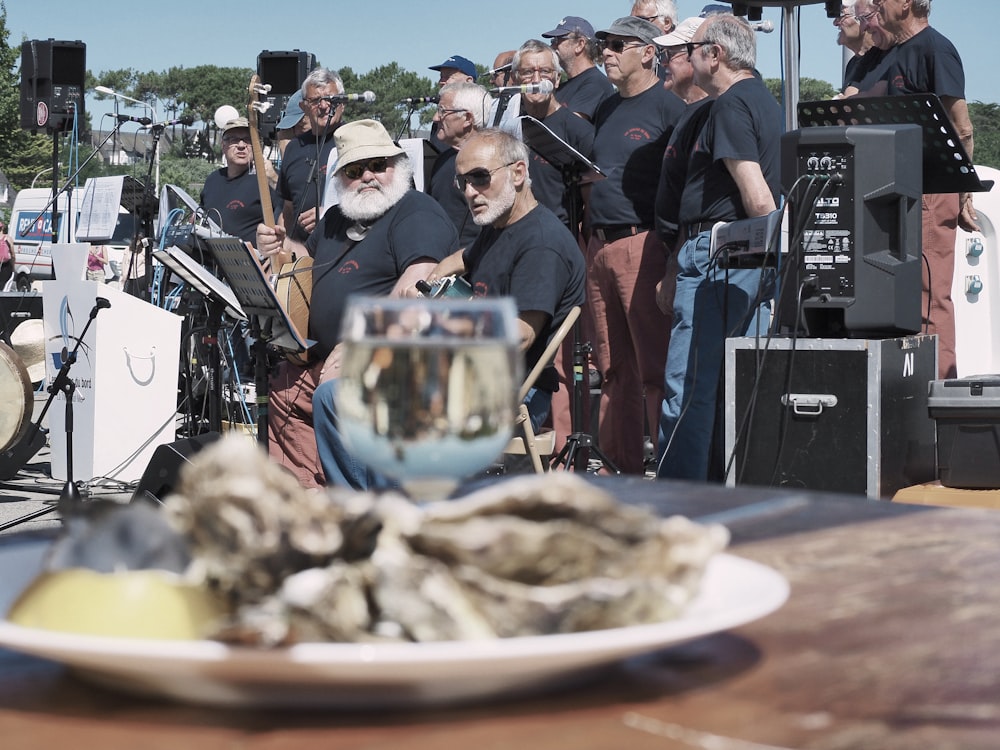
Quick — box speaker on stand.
[256,50,315,143]
[19,39,86,134]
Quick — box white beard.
[337,158,413,222]
[471,175,516,226]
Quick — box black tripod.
[518,116,620,474]
[0,297,111,532]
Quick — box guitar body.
[274,256,314,367]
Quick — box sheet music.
[76,176,124,241]
[518,115,605,184]
[152,245,246,321]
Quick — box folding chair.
[504,306,581,473]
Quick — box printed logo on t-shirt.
[473,281,489,297]
[226,199,246,211]
[624,127,652,142]
[891,74,909,93]
[664,144,678,160]
[339,259,360,274]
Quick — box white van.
[9,184,134,281]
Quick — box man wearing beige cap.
[257,119,458,488]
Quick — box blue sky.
[6,0,997,127]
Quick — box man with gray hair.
[257,119,458,488]
[429,81,491,249]
[657,13,782,482]
[427,128,586,437]
[631,0,678,35]
[278,68,345,249]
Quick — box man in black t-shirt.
[200,117,280,244]
[277,68,344,248]
[428,82,490,251]
[541,15,615,121]
[658,14,781,482]
[586,16,685,476]
[427,128,586,435]
[256,120,457,489]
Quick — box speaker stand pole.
[0,298,110,532]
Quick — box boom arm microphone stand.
[0,297,111,532]
[518,116,619,474]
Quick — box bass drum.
[0,341,33,453]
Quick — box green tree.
[969,101,1000,171]
[765,77,839,108]
[338,63,437,138]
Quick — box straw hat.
[10,319,45,382]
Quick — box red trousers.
[267,359,325,488]
[586,230,670,474]
[922,193,959,379]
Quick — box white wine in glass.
[336,296,522,499]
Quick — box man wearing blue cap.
[429,55,478,88]
[541,15,615,121]
[275,89,310,161]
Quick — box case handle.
[781,393,838,416]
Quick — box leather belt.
[686,221,720,236]
[593,224,651,244]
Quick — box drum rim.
[0,340,33,454]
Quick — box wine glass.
[335,296,523,500]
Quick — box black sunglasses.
[601,39,646,54]
[454,162,516,191]
[341,157,390,180]
[685,41,713,56]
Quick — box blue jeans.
[313,378,552,490]
[657,231,774,481]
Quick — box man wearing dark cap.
[275,89,310,161]
[586,16,685,475]
[541,15,615,121]
[429,54,478,88]
[256,120,458,488]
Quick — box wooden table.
[3,479,999,750]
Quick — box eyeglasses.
[454,162,516,192]
[685,41,713,57]
[341,157,390,180]
[515,67,557,80]
[634,15,660,23]
[600,39,647,54]
[223,135,251,146]
[302,94,340,107]
[550,35,577,47]
[855,10,878,21]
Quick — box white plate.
[0,546,788,709]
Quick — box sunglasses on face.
[453,162,516,191]
[685,41,713,57]
[341,157,390,180]
[600,39,646,54]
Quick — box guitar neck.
[249,128,275,228]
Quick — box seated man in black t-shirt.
[427,128,586,434]
[256,120,458,489]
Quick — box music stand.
[198,237,312,446]
[153,245,247,435]
[519,115,618,474]
[797,95,994,194]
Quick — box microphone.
[116,114,152,125]
[489,80,555,96]
[750,20,774,33]
[399,95,440,105]
[95,297,112,310]
[157,115,195,127]
[321,91,377,104]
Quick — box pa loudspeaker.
[256,49,315,140]
[130,432,221,505]
[19,39,86,133]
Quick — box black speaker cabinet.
[20,39,86,133]
[725,335,938,498]
[131,432,221,505]
[257,49,315,141]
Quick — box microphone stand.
[140,124,167,303]
[0,298,111,532]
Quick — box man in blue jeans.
[656,13,781,481]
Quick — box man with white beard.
[427,129,586,438]
[256,119,458,488]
